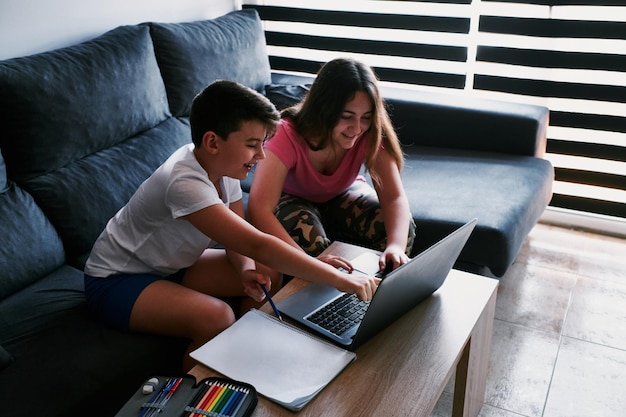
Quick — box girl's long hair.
[282,58,404,186]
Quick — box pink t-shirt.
[265,119,369,203]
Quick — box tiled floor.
[431,221,626,417]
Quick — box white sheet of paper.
[190,309,356,411]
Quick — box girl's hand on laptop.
[380,245,410,271]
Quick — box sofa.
[0,8,553,417]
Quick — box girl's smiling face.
[331,91,373,150]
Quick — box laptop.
[276,218,477,351]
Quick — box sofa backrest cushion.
[27,118,191,267]
[0,24,184,267]
[0,180,65,299]
[383,88,550,157]
[264,83,311,111]
[0,24,170,181]
[149,9,272,117]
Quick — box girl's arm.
[371,148,413,269]
[247,150,301,250]
[184,202,380,301]
[248,150,355,270]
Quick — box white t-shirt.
[85,144,242,277]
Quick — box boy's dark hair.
[190,80,280,146]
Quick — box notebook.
[276,218,478,351]
[189,308,356,411]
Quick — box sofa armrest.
[270,73,549,158]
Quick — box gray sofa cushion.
[0,265,186,417]
[0,182,65,299]
[0,24,170,181]
[264,83,311,110]
[0,266,86,344]
[27,118,191,268]
[150,9,272,117]
[401,146,554,276]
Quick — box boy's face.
[216,120,267,181]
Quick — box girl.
[248,58,416,273]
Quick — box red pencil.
[192,382,221,416]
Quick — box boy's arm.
[184,203,380,301]
[224,198,273,301]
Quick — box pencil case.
[115,375,257,417]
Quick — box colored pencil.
[194,382,221,416]
[213,385,234,413]
[182,380,252,417]
[207,384,227,411]
[222,388,244,416]
[185,380,210,417]
[229,387,250,417]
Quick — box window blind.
[476,1,626,219]
[243,1,473,90]
[243,0,626,221]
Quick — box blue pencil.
[226,387,246,416]
[260,284,283,321]
[229,387,250,416]
[222,388,243,416]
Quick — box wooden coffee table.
[189,241,498,417]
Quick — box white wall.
[0,0,237,60]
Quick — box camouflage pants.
[275,180,416,257]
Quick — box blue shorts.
[84,270,185,331]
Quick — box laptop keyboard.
[305,264,390,337]
[306,293,370,337]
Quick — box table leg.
[452,289,497,417]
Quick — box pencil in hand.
[260,284,283,321]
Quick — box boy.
[84,80,379,369]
